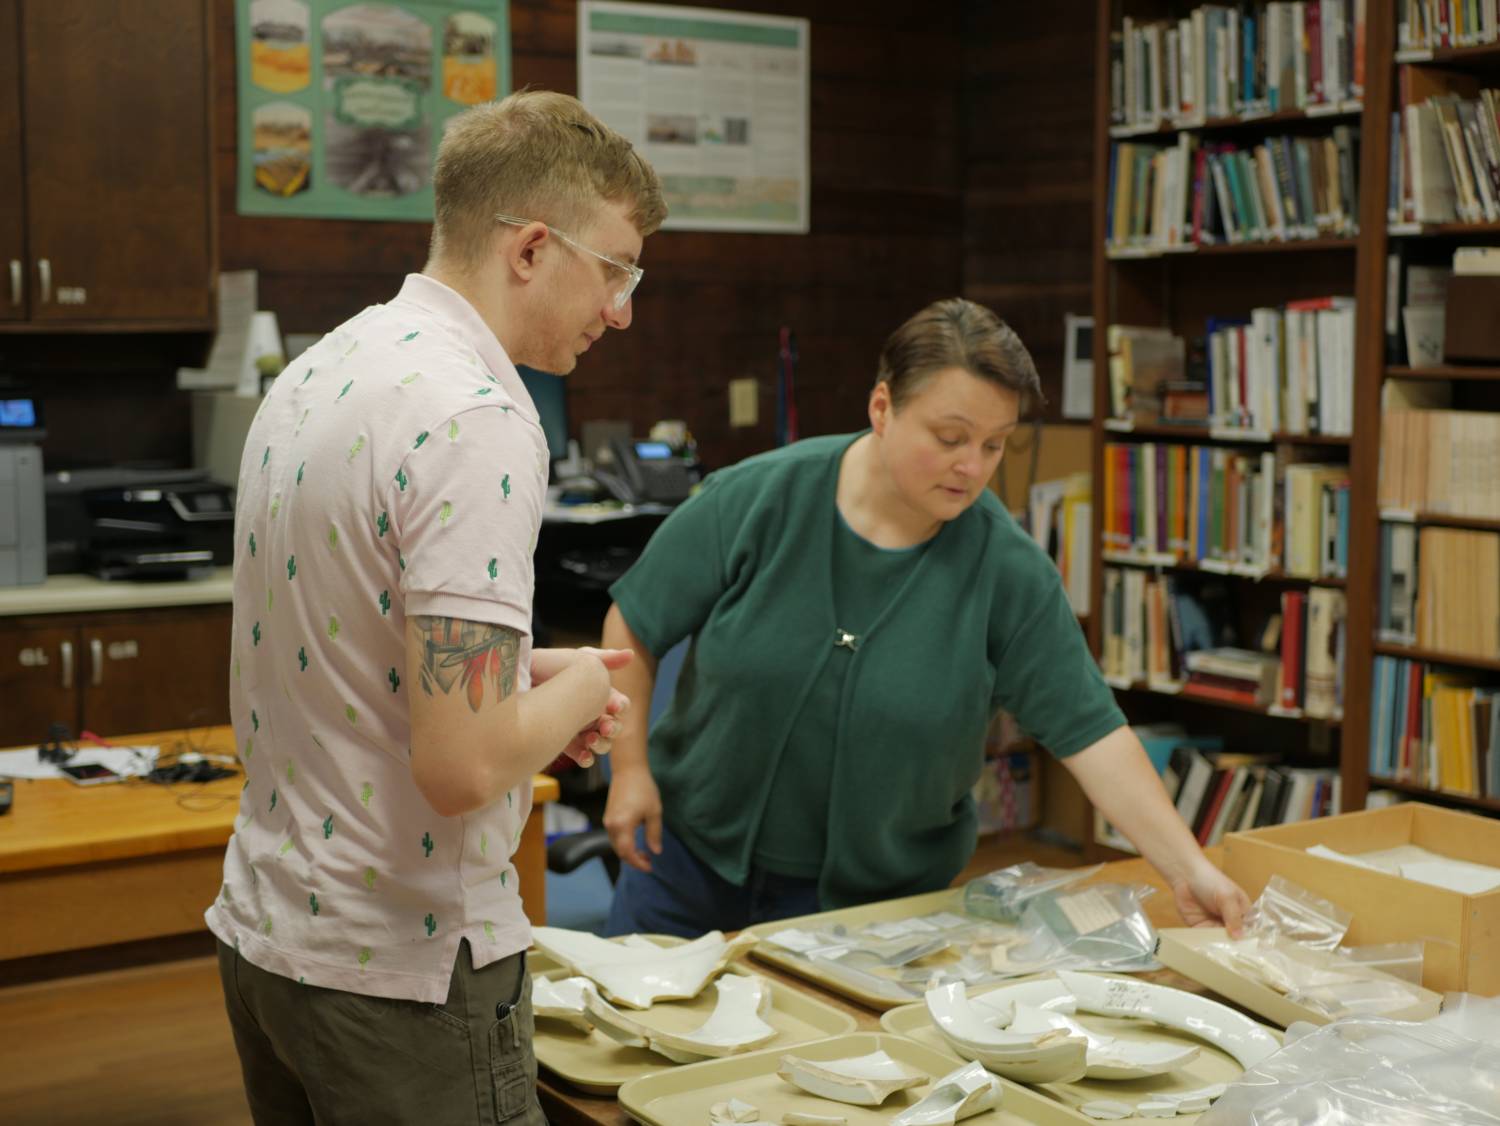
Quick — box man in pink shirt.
[207,90,665,1124]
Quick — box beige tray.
[534,967,858,1094]
[744,889,971,1010]
[879,976,1281,1126]
[527,932,685,978]
[617,1031,1093,1125]
[1156,926,1445,1028]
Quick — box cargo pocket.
[488,967,538,1122]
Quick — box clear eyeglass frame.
[494,212,642,310]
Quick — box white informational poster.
[578,1,810,233]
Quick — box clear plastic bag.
[1203,878,1429,1020]
[1001,882,1160,976]
[962,861,1103,924]
[1245,874,1352,951]
[1199,1012,1500,1125]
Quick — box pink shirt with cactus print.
[206,274,550,1003]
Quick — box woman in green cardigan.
[598,298,1248,938]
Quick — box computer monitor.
[516,365,568,463]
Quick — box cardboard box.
[1224,804,1500,995]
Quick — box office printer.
[45,467,234,580]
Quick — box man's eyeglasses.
[494,213,642,311]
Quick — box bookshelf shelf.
[1386,364,1500,381]
[1387,221,1500,237]
[1377,509,1500,532]
[1394,40,1500,69]
[1368,777,1500,813]
[1107,238,1358,260]
[1108,103,1364,141]
[1101,421,1353,445]
[1372,642,1500,673]
[1103,553,1348,587]
[1114,680,1342,725]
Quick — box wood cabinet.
[0,0,215,329]
[0,604,230,747]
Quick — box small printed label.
[1056,888,1124,936]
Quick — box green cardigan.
[610,433,1125,908]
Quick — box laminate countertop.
[0,567,234,617]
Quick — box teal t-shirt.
[754,513,928,877]
[610,433,1125,909]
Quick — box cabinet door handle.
[8,259,19,306]
[89,638,104,687]
[37,258,51,304]
[60,640,74,689]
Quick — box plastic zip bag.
[962,861,1104,924]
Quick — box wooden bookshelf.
[1369,777,1500,813]
[1387,364,1500,381]
[1089,1,1408,841]
[1372,642,1500,674]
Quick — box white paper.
[0,744,159,780]
[1063,313,1095,420]
[1398,860,1500,895]
[177,271,258,392]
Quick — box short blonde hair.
[877,298,1044,413]
[430,89,666,273]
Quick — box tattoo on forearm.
[413,617,520,713]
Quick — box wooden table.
[538,855,1224,1126]
[0,725,560,961]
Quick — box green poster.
[236,0,510,221]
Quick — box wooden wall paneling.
[217,0,967,469]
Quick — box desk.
[0,725,560,961]
[537,855,1222,1126]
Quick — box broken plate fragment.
[531,974,595,1032]
[890,1060,1002,1125]
[1006,1001,1200,1080]
[776,1049,928,1106]
[925,981,1088,1084]
[708,1096,760,1124]
[532,927,756,1009]
[1057,970,1279,1069]
[647,973,779,1063]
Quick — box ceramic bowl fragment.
[532,927,756,1009]
[890,1060,1002,1125]
[648,974,778,1062]
[1006,1001,1199,1080]
[776,1049,927,1106]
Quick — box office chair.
[546,637,689,882]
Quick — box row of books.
[1110,2,1367,131]
[1108,303,1356,436]
[1027,473,1092,616]
[1099,568,1346,717]
[1378,408,1500,519]
[1418,527,1500,659]
[1393,87,1500,224]
[1103,442,1350,578]
[1107,129,1360,250]
[1370,656,1500,798]
[1398,0,1500,49]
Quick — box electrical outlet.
[729,378,758,427]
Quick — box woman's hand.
[533,648,632,766]
[603,765,663,873]
[1170,859,1251,937]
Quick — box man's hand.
[603,765,663,873]
[533,648,633,767]
[1171,859,1251,937]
